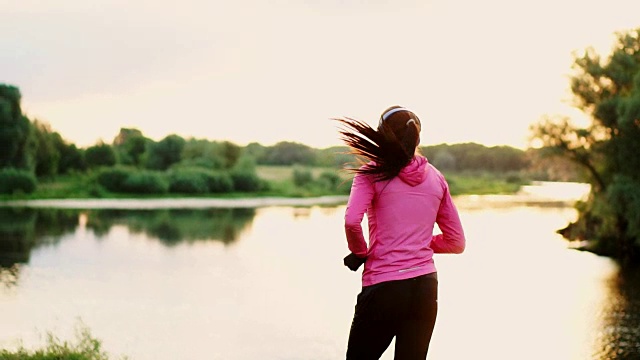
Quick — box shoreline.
[0,182,591,210]
[0,195,350,209]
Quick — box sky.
[3,0,640,149]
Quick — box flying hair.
[333,106,421,181]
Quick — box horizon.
[4,1,640,150]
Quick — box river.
[0,182,638,359]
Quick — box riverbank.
[0,195,350,209]
[0,182,590,210]
[0,168,529,202]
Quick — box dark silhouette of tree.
[531,28,640,264]
[0,84,36,171]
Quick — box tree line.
[0,82,581,197]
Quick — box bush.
[122,171,169,194]
[0,168,37,194]
[95,167,133,192]
[168,169,209,194]
[317,170,341,190]
[230,170,263,192]
[206,171,234,193]
[292,167,313,187]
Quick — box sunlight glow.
[5,0,640,149]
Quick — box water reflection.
[0,194,639,358]
[85,208,256,246]
[594,266,640,358]
[0,208,78,267]
[0,207,256,287]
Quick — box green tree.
[57,142,86,174]
[220,141,242,169]
[422,143,527,173]
[144,134,186,170]
[531,28,640,263]
[245,142,266,163]
[260,141,317,165]
[432,149,456,171]
[0,84,36,171]
[32,120,61,177]
[85,142,117,168]
[316,146,355,168]
[180,139,226,169]
[113,128,147,166]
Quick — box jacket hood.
[398,156,428,186]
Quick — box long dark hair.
[334,105,422,181]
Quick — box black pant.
[346,273,438,360]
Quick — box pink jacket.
[344,155,465,286]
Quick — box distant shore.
[0,195,350,209]
[0,182,590,210]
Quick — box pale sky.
[3,0,639,149]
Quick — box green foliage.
[144,134,185,170]
[205,171,234,193]
[95,167,172,196]
[122,171,169,194]
[422,143,528,173]
[259,141,317,165]
[317,170,342,189]
[532,27,640,263]
[228,155,264,192]
[0,168,37,194]
[608,175,640,243]
[58,143,86,174]
[219,141,242,169]
[179,139,242,170]
[244,142,266,162]
[0,85,36,171]
[113,128,147,166]
[292,166,314,187]
[0,323,124,360]
[95,167,133,192]
[432,150,456,171]
[315,146,355,168]
[446,172,523,196]
[32,120,62,177]
[167,168,209,194]
[85,143,116,168]
[230,170,263,192]
[180,139,226,169]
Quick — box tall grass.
[0,324,126,360]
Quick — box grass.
[446,172,526,195]
[0,167,528,201]
[0,324,126,360]
[256,165,350,181]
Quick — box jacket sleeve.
[431,174,466,254]
[344,173,374,257]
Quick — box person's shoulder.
[351,162,376,182]
[355,161,377,175]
